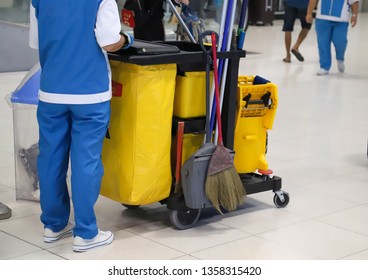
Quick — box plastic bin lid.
[11,63,40,105]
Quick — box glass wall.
[0,0,29,25]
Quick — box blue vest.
[320,0,346,17]
[32,0,109,95]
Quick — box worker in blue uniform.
[29,0,133,252]
[306,0,359,75]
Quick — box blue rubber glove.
[120,31,134,49]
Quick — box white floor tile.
[268,161,340,189]
[0,214,71,249]
[0,199,40,219]
[172,255,200,260]
[341,250,368,260]
[282,188,357,218]
[10,250,65,260]
[218,207,307,234]
[303,177,368,204]
[0,231,41,260]
[346,170,368,183]
[316,205,368,237]
[192,236,317,260]
[258,220,368,259]
[127,221,250,254]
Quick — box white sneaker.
[337,60,345,73]
[317,68,329,76]
[73,230,113,252]
[44,222,74,243]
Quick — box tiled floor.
[0,14,367,260]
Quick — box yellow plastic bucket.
[173,71,212,118]
[234,76,278,173]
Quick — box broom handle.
[211,32,223,145]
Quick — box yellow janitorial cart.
[101,40,289,229]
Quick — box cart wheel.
[169,207,201,230]
[273,192,290,208]
[122,204,140,209]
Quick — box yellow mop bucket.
[234,76,278,173]
[101,61,177,205]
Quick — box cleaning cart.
[104,39,289,230]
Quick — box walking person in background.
[29,0,132,252]
[306,0,359,75]
[282,0,312,63]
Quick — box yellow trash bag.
[234,76,278,173]
[101,61,177,205]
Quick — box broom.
[205,32,245,214]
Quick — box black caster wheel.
[273,192,290,208]
[169,207,201,230]
[122,204,140,209]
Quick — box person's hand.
[351,14,358,27]
[306,13,313,24]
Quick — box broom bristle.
[219,167,245,212]
[205,174,222,213]
[205,166,246,214]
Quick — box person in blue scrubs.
[29,0,133,252]
[306,0,359,75]
[282,0,311,63]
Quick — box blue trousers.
[37,101,110,239]
[315,18,349,71]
